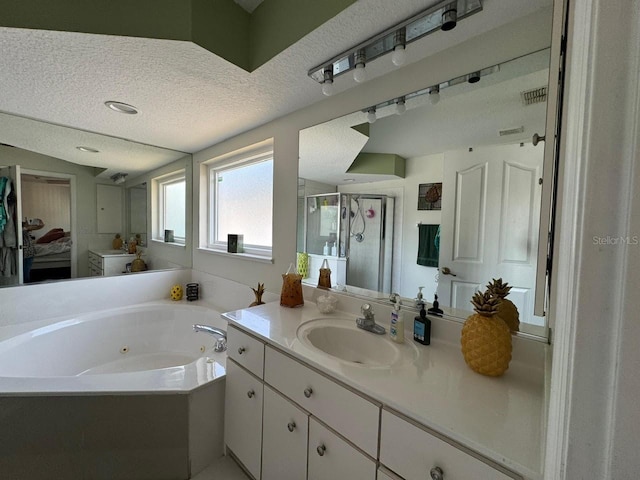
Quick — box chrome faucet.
[193,324,227,352]
[356,304,386,335]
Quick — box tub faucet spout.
[193,324,227,352]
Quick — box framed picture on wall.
[417,182,442,210]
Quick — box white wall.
[544,0,640,477]
[21,181,71,240]
[191,12,552,296]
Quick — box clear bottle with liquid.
[390,301,404,343]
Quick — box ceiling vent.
[499,126,525,137]
[521,86,547,106]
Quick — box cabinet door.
[97,184,123,233]
[308,418,376,480]
[380,410,516,480]
[224,359,263,479]
[377,468,403,480]
[262,385,309,480]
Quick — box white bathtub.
[0,302,228,479]
[0,302,227,392]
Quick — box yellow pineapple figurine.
[461,290,512,377]
[486,278,520,333]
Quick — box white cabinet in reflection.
[96,184,123,234]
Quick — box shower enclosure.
[303,192,394,293]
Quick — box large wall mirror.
[298,18,555,338]
[0,113,192,288]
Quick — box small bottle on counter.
[390,300,404,343]
[413,304,431,345]
[323,241,330,255]
[331,243,337,256]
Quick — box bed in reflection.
[31,230,71,282]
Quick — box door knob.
[316,444,326,456]
[532,133,546,146]
[247,389,255,398]
[441,267,456,276]
[237,346,245,355]
[287,421,296,432]
[304,387,313,398]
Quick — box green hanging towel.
[417,224,440,267]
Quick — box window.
[207,150,273,256]
[155,171,186,244]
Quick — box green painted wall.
[347,153,406,178]
[0,0,357,72]
[351,123,370,137]
[248,0,358,70]
[0,0,192,40]
[192,0,251,71]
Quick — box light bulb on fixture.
[366,107,377,124]
[322,66,334,96]
[395,97,406,115]
[110,172,128,185]
[391,28,407,67]
[429,85,441,105]
[441,5,458,31]
[353,50,367,83]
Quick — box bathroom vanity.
[88,250,144,277]
[222,301,548,480]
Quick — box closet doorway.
[21,170,77,282]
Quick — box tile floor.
[191,455,250,480]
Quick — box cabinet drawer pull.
[430,466,444,480]
[238,346,246,355]
[247,389,255,399]
[287,421,296,432]
[316,444,326,456]
[304,387,313,398]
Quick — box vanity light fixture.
[366,107,377,124]
[76,146,99,153]
[395,96,407,115]
[321,67,335,96]
[353,49,367,83]
[308,0,482,92]
[105,101,139,114]
[429,85,441,105]
[110,172,128,185]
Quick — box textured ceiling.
[0,0,552,178]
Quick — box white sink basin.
[296,318,418,368]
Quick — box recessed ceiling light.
[104,101,139,114]
[76,146,99,153]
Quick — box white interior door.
[0,165,23,286]
[439,144,544,326]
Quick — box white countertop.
[90,249,144,257]
[224,301,548,479]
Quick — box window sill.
[151,239,186,249]
[197,247,273,264]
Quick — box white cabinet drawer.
[88,251,101,269]
[227,326,265,378]
[308,417,376,480]
[262,385,309,480]
[380,410,518,480]
[264,346,379,457]
[224,359,263,480]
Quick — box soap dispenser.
[390,300,404,343]
[413,304,431,345]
